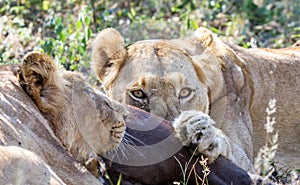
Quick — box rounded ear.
[91,28,126,90]
[20,51,57,91]
[18,51,65,121]
[193,27,214,49]
[171,27,225,56]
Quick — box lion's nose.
[149,97,168,118]
[149,97,167,118]
[148,96,180,120]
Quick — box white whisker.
[110,148,118,161]
[124,132,147,146]
[121,138,148,158]
[118,143,128,160]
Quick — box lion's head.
[18,51,127,159]
[90,27,257,173]
[91,28,234,121]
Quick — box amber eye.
[130,89,147,99]
[179,87,193,99]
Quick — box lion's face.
[18,52,127,156]
[69,74,127,154]
[92,29,227,120]
[114,42,209,120]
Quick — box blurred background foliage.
[1,0,300,73]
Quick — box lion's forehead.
[124,41,199,79]
[128,40,190,61]
[130,73,184,89]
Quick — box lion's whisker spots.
[111,124,124,129]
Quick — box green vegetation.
[1,0,299,68]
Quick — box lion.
[91,27,300,173]
[0,51,127,184]
[0,51,252,185]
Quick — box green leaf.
[55,17,62,25]
[171,6,179,13]
[0,5,9,13]
[130,8,136,17]
[210,27,222,35]
[85,27,92,41]
[116,173,122,185]
[104,171,114,185]
[190,19,198,30]
[70,64,77,70]
[215,2,221,10]
[42,1,50,11]
[41,39,54,54]
[186,18,190,29]
[59,32,67,42]
[85,16,90,25]
[291,34,300,38]
[127,12,134,21]
[55,24,63,35]
[76,21,82,30]
[61,56,67,64]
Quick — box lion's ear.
[192,27,214,51]
[172,27,243,102]
[19,51,57,100]
[171,27,224,56]
[92,28,127,90]
[194,27,224,55]
[193,28,246,97]
[18,51,65,120]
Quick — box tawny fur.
[92,27,300,173]
[0,52,128,184]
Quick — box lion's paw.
[173,110,231,162]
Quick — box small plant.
[174,148,210,185]
[198,156,210,185]
[254,98,278,184]
[254,99,300,185]
[104,171,122,185]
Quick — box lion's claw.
[173,110,229,162]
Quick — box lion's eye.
[179,87,193,99]
[130,89,147,99]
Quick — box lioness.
[0,52,127,184]
[92,27,300,173]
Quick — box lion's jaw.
[107,41,210,121]
[54,73,127,159]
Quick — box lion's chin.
[102,139,123,154]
